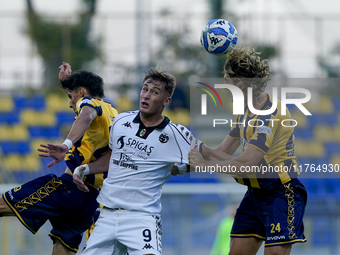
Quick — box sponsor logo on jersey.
[112,159,138,170]
[267,236,285,241]
[240,136,248,151]
[159,133,169,143]
[142,243,154,249]
[122,121,132,128]
[256,126,272,135]
[116,136,154,159]
[117,136,125,149]
[119,153,135,163]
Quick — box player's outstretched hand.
[188,149,205,168]
[38,143,69,167]
[58,62,72,81]
[73,164,90,192]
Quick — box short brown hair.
[143,67,176,97]
[224,47,271,96]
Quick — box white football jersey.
[97,111,191,214]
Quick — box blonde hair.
[224,47,271,96]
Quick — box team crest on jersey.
[122,121,132,128]
[159,133,169,143]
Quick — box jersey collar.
[133,111,170,129]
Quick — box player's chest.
[112,122,174,161]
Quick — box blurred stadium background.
[1,0,340,254]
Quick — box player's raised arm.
[38,107,97,167]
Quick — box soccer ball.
[200,19,238,55]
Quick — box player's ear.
[79,87,86,97]
[163,97,171,107]
[236,78,244,87]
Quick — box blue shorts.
[2,173,99,252]
[231,179,307,247]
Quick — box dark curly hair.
[60,70,105,98]
[224,47,271,96]
[143,67,176,97]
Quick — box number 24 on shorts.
[270,223,281,233]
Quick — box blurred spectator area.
[287,94,340,209]
[0,93,194,184]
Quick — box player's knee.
[264,244,292,255]
[52,240,76,255]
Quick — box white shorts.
[81,208,162,255]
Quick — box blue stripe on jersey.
[84,172,108,185]
[93,145,110,159]
[249,114,272,153]
[286,133,294,150]
[229,115,241,138]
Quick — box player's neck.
[139,112,164,127]
[248,92,266,116]
[252,92,266,109]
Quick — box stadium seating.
[1,93,340,189]
[0,94,197,184]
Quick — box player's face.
[67,89,83,113]
[140,78,171,117]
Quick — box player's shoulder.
[167,121,191,144]
[113,110,139,123]
[77,96,95,107]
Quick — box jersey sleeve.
[248,115,278,154]
[76,97,102,116]
[228,115,241,139]
[170,124,191,165]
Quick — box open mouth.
[141,101,149,108]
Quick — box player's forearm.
[200,148,262,174]
[66,114,93,144]
[87,151,111,174]
[201,145,233,161]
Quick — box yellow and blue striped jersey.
[229,93,299,190]
[65,96,118,187]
